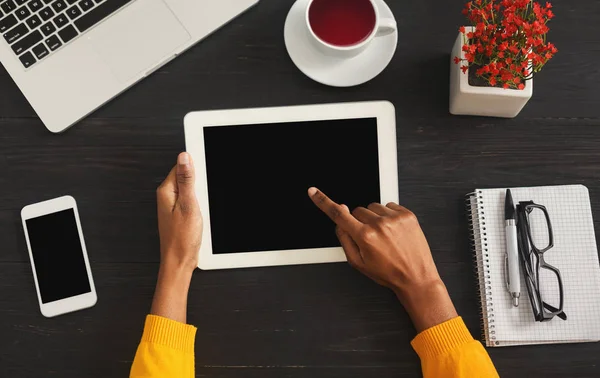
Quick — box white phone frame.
[184,101,399,270]
[21,196,97,318]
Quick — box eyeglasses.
[516,201,567,322]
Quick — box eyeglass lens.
[538,265,561,311]
[527,207,551,251]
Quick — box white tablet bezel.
[21,196,97,317]
[184,101,398,270]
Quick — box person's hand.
[308,187,457,332]
[156,152,203,273]
[151,152,203,323]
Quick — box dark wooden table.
[2,0,600,377]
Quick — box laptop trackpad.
[90,0,191,83]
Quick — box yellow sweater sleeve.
[411,317,499,378]
[130,315,197,378]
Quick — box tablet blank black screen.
[204,118,380,254]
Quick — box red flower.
[533,3,543,20]
[459,0,556,88]
[518,83,525,90]
[515,0,527,9]
[502,70,514,81]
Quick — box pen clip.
[504,253,510,290]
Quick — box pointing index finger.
[308,187,362,235]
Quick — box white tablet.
[184,101,398,270]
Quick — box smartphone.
[21,196,97,318]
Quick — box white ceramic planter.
[449,26,533,118]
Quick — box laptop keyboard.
[0,0,131,68]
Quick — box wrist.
[395,278,458,333]
[157,262,194,289]
[392,275,443,301]
[160,251,197,276]
[151,264,193,324]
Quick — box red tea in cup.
[308,0,377,47]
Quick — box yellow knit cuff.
[411,317,475,359]
[142,315,197,354]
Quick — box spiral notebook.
[467,185,600,347]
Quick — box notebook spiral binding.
[466,191,497,347]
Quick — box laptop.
[0,0,259,133]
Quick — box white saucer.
[284,0,398,87]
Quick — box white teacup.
[305,0,397,59]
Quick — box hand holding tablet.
[152,152,203,324]
[156,152,203,273]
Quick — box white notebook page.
[476,185,600,346]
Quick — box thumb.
[176,152,196,204]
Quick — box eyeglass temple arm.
[543,302,567,321]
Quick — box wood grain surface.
[1,0,600,377]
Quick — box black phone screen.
[203,118,381,254]
[26,209,91,304]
